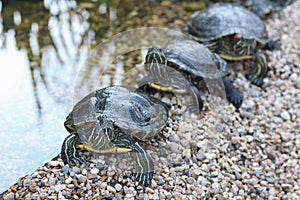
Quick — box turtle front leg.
[222,77,243,109]
[111,131,154,187]
[247,52,268,86]
[61,133,86,166]
[134,146,154,187]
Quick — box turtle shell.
[164,39,229,79]
[69,86,168,142]
[243,0,295,18]
[187,3,269,45]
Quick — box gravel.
[1,0,300,199]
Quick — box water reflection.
[0,0,95,193]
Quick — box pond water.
[0,0,205,193]
[0,0,89,192]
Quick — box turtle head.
[144,46,168,82]
[64,113,76,133]
[230,34,257,59]
[145,46,167,65]
[210,34,257,61]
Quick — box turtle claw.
[135,171,153,187]
[229,92,243,109]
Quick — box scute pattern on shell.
[164,39,228,79]
[71,86,168,142]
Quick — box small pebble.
[115,193,123,200]
[49,177,56,186]
[61,165,70,175]
[87,173,97,179]
[54,184,66,192]
[91,168,99,174]
[28,182,37,192]
[107,185,116,193]
[77,175,87,183]
[211,183,221,194]
[82,168,87,175]
[65,176,73,184]
[245,135,254,143]
[290,73,298,81]
[23,178,31,187]
[280,110,290,121]
[123,186,133,194]
[73,166,81,173]
[4,192,14,200]
[114,183,122,191]
[186,177,195,184]
[48,161,61,167]
[193,168,201,176]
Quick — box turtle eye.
[234,34,241,40]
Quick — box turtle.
[242,0,295,18]
[61,86,168,186]
[186,3,278,86]
[143,38,243,112]
[206,0,295,18]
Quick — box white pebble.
[280,110,290,121]
[65,177,73,184]
[246,135,254,143]
[107,185,116,193]
[290,73,298,82]
[115,183,122,191]
[48,161,61,167]
[82,168,87,175]
[91,168,99,174]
